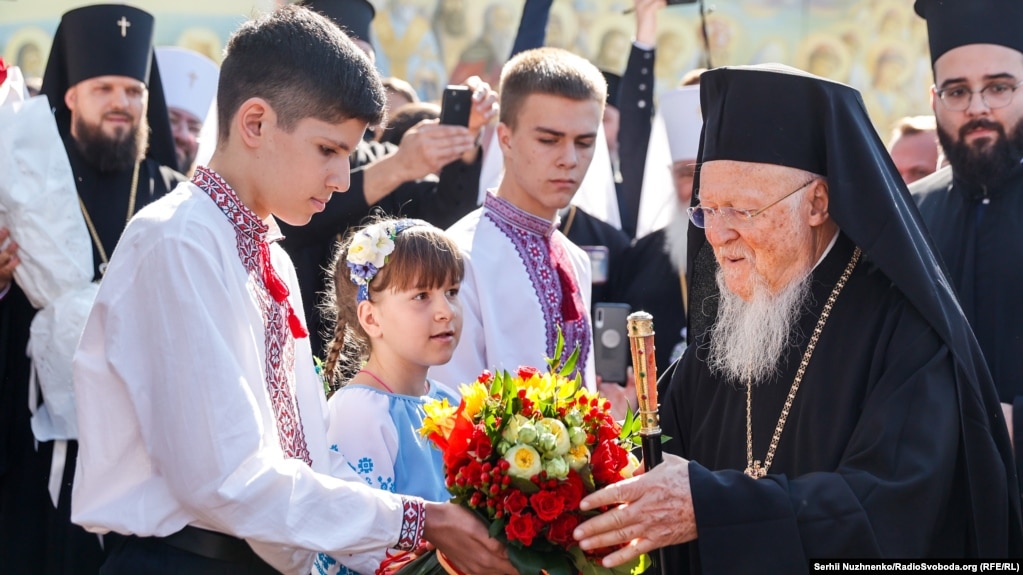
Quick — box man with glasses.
[911,0,1023,465]
[572,63,1021,572]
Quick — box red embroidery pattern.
[192,166,312,465]
[395,497,426,551]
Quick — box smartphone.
[666,0,698,4]
[439,85,472,127]
[594,302,631,385]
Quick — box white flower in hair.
[348,225,395,269]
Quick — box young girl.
[314,218,464,575]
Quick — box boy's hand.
[423,502,516,575]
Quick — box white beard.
[706,267,812,386]
[662,203,689,273]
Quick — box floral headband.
[346,219,427,302]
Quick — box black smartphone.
[666,0,698,4]
[439,85,472,127]
[594,302,631,385]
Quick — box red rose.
[458,459,483,488]
[590,440,629,485]
[505,511,541,546]
[596,421,620,443]
[478,369,493,384]
[467,424,493,460]
[546,513,581,547]
[529,489,565,522]
[503,489,528,515]
[517,365,539,379]
[557,470,586,511]
[0,57,7,86]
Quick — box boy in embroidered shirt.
[431,47,604,391]
[70,7,513,575]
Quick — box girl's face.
[365,279,463,371]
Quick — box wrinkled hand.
[423,502,517,575]
[574,454,697,567]
[0,228,20,293]
[596,367,637,421]
[395,119,477,178]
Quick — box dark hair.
[378,102,440,146]
[498,47,606,129]
[321,218,464,391]
[216,5,386,143]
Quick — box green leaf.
[488,516,508,539]
[508,545,573,575]
[551,326,566,370]
[558,344,580,377]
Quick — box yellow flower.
[621,452,642,478]
[420,398,457,439]
[458,381,489,421]
[504,444,543,479]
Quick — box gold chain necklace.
[78,161,140,276]
[744,246,861,479]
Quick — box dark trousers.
[100,528,282,575]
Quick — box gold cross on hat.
[117,16,131,38]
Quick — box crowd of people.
[0,0,1021,573]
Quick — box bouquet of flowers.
[387,339,650,575]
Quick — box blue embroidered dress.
[313,380,457,575]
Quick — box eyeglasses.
[936,80,1023,112]
[687,178,817,229]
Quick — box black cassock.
[912,164,1023,476]
[0,138,184,575]
[659,234,999,573]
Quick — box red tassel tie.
[553,257,581,323]
[259,243,309,339]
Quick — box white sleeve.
[93,233,411,557]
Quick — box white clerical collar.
[811,230,840,272]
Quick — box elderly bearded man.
[573,64,1023,573]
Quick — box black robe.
[0,139,184,575]
[659,234,1005,573]
[912,164,1023,478]
[279,139,482,357]
[613,228,686,373]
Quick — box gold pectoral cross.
[745,460,766,479]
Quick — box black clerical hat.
[915,0,1023,65]
[601,70,621,108]
[687,64,1019,556]
[39,4,178,172]
[297,0,376,43]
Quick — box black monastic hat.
[915,0,1023,65]
[601,70,621,109]
[40,4,178,172]
[296,0,376,43]
[686,65,1019,556]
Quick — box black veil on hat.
[296,0,376,43]
[915,0,1023,66]
[39,4,178,172]
[685,63,1021,556]
[601,70,622,108]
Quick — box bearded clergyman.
[572,64,1023,572]
[0,5,185,573]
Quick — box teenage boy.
[432,47,604,389]
[71,7,513,575]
